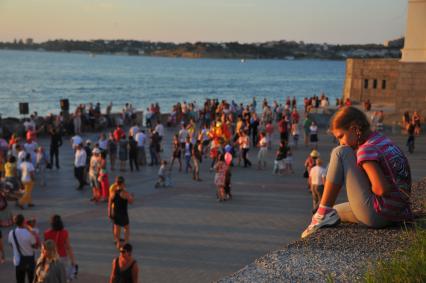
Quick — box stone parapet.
[343,58,426,120]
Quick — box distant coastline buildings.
[343,0,426,119]
[0,38,402,60]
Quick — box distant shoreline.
[0,48,345,61]
[0,38,403,60]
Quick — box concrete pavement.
[0,126,424,283]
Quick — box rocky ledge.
[219,178,426,283]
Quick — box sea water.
[0,49,345,117]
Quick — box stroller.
[0,178,23,201]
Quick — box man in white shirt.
[71,134,83,151]
[135,130,146,166]
[155,120,165,151]
[8,214,38,283]
[154,121,164,141]
[309,158,327,214]
[74,144,87,190]
[129,123,140,138]
[23,139,38,167]
[18,154,35,209]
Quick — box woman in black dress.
[109,243,139,283]
[108,176,134,249]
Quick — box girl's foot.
[301,207,340,239]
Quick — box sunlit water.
[0,49,345,117]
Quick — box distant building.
[384,37,404,48]
[343,0,426,119]
[26,38,33,45]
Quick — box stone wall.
[343,59,400,104]
[396,63,426,114]
[343,58,426,119]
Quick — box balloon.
[225,152,232,166]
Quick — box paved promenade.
[0,127,424,283]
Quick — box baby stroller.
[0,178,23,201]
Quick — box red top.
[291,112,300,124]
[44,229,69,257]
[265,123,274,134]
[26,130,36,141]
[113,128,125,142]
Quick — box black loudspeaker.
[19,102,29,115]
[60,99,69,111]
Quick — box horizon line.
[1,36,404,46]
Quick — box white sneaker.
[301,209,340,239]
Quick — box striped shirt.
[357,132,412,221]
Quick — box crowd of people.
[0,94,419,282]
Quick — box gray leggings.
[326,145,390,227]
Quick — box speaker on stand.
[19,102,29,115]
[60,99,69,111]
[60,99,70,125]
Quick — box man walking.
[135,129,146,166]
[74,144,87,190]
[8,214,38,283]
[49,127,63,169]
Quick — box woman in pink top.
[302,106,412,238]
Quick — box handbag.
[303,168,309,178]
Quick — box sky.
[0,0,407,44]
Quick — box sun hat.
[310,149,320,158]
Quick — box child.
[309,121,318,149]
[284,148,294,174]
[164,165,172,187]
[35,146,49,188]
[155,160,168,188]
[302,106,412,239]
[98,168,110,202]
[273,141,288,175]
[308,158,326,213]
[214,153,227,201]
[257,132,268,170]
[265,122,274,149]
[291,122,300,149]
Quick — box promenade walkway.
[0,127,424,283]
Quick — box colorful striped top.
[357,132,412,221]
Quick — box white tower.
[401,0,426,62]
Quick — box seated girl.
[302,106,412,238]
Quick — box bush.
[365,224,426,283]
